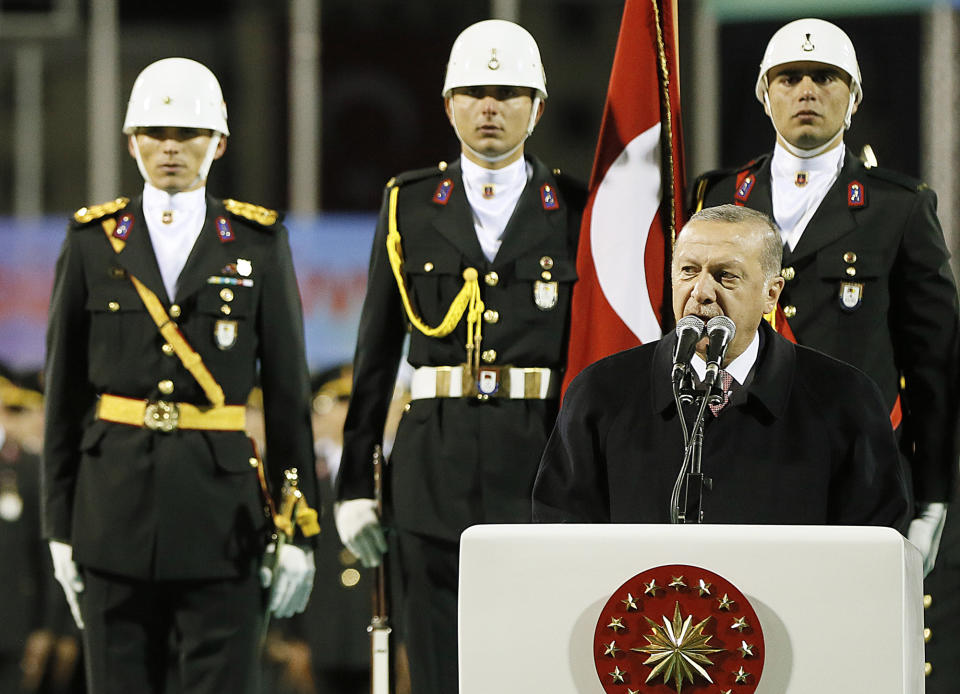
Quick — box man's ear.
[764,275,785,314]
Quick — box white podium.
[459,524,923,694]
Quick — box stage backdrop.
[0,213,378,374]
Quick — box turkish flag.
[562,0,685,391]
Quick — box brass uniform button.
[783,305,797,319]
[924,627,932,643]
[158,380,174,395]
[249,457,259,468]
[552,168,561,176]
[924,594,933,609]
[484,271,499,287]
[161,343,175,356]
[845,266,856,277]
[540,256,554,270]
[843,251,857,263]
[925,662,932,677]
[541,271,552,280]
[483,309,499,324]
[338,548,357,566]
[481,349,497,363]
[781,267,795,281]
[108,301,120,312]
[341,568,361,588]
[438,160,448,172]
[221,305,232,316]
[403,403,411,412]
[423,262,434,272]
[219,287,234,302]
[169,304,181,318]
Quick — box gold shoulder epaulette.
[223,199,279,227]
[74,197,130,224]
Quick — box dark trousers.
[81,568,265,694]
[394,530,459,694]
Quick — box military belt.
[96,393,246,433]
[410,365,559,400]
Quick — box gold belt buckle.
[144,400,180,432]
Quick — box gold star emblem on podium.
[737,640,755,657]
[669,575,686,590]
[631,601,724,692]
[734,666,751,683]
[717,593,734,611]
[731,617,749,632]
[607,617,626,632]
[609,665,626,684]
[621,593,639,611]
[696,578,712,597]
[644,579,664,597]
[603,641,621,657]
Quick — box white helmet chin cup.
[442,19,547,100]
[123,57,229,136]
[754,18,862,107]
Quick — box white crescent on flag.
[591,124,664,345]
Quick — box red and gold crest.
[594,564,765,694]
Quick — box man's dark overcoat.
[533,323,910,528]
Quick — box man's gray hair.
[685,204,783,281]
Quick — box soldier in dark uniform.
[42,58,318,694]
[691,19,960,687]
[0,370,81,694]
[334,20,586,694]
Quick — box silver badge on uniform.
[477,368,500,396]
[534,280,559,310]
[215,319,238,349]
[839,281,864,311]
[237,258,253,277]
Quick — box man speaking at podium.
[532,205,908,528]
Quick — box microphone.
[672,316,706,385]
[703,316,736,386]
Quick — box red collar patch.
[541,183,559,211]
[734,174,756,204]
[216,216,235,242]
[114,213,134,240]
[432,178,454,205]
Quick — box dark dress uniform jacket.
[696,149,960,504]
[42,196,316,581]
[533,323,910,527]
[338,156,585,541]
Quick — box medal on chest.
[839,281,864,311]
[794,171,808,187]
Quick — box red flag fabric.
[562,0,685,391]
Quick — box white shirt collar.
[142,181,207,215]
[459,154,528,187]
[771,140,844,178]
[690,329,760,385]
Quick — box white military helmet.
[124,58,228,187]
[123,57,229,136]
[442,19,547,99]
[443,20,547,164]
[755,18,862,107]
[755,18,861,156]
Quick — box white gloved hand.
[334,498,387,568]
[261,543,315,618]
[48,540,84,629]
[907,502,948,577]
